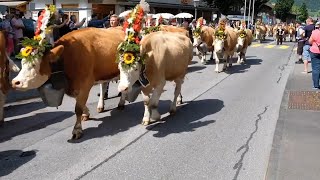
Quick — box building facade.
[27,0,217,24]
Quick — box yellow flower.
[34,35,42,41]
[21,46,33,57]
[128,33,135,42]
[49,5,56,14]
[123,53,135,65]
[45,27,53,34]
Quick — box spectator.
[69,15,86,31]
[22,11,35,38]
[109,14,119,27]
[2,14,14,56]
[308,21,320,89]
[52,9,68,41]
[59,14,70,37]
[301,18,315,74]
[11,11,25,54]
[88,13,109,28]
[276,24,285,45]
[295,22,305,64]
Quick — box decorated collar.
[117,4,146,69]
[16,5,56,63]
[239,29,247,38]
[215,22,227,40]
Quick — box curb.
[265,44,297,180]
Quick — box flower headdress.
[16,5,56,62]
[193,17,204,37]
[215,18,227,40]
[144,15,162,35]
[117,3,148,69]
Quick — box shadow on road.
[147,99,224,138]
[0,111,74,143]
[4,101,46,118]
[72,98,223,143]
[225,58,263,74]
[0,150,36,177]
[187,66,206,73]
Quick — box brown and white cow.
[11,28,126,139]
[213,26,238,72]
[0,31,20,126]
[236,29,253,64]
[192,26,215,64]
[255,24,267,43]
[118,31,193,125]
[159,25,190,37]
[287,24,296,42]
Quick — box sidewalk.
[266,58,320,179]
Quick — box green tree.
[291,4,300,15]
[297,2,308,22]
[274,0,295,21]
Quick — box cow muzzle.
[11,80,22,89]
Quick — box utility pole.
[53,0,56,5]
[244,0,247,21]
[251,0,255,24]
[247,0,252,28]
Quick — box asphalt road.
[0,39,295,180]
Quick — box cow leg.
[237,52,241,64]
[149,84,164,123]
[72,86,91,140]
[241,48,247,63]
[170,79,183,115]
[141,88,152,126]
[214,52,220,73]
[210,51,214,61]
[223,54,228,71]
[81,106,90,121]
[201,53,206,64]
[0,91,5,126]
[117,92,126,110]
[177,93,183,105]
[97,83,107,113]
[227,55,232,68]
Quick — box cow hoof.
[117,105,125,111]
[169,109,176,115]
[71,128,83,140]
[97,108,104,113]
[176,100,183,105]
[81,115,89,121]
[142,118,150,126]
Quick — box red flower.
[123,21,129,31]
[135,36,140,44]
[133,24,141,32]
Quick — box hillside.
[294,0,319,11]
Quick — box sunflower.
[21,46,33,57]
[123,53,135,65]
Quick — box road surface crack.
[277,44,295,84]
[232,106,269,180]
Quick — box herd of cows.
[0,16,295,141]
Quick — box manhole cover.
[288,91,320,111]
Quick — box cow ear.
[48,45,64,63]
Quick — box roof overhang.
[0,1,28,7]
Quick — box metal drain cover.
[288,91,320,111]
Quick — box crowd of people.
[294,18,320,90]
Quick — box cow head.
[236,30,247,52]
[192,27,203,47]
[213,28,227,54]
[118,52,144,93]
[12,45,64,90]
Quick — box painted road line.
[251,44,262,47]
[279,45,290,49]
[265,45,276,48]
